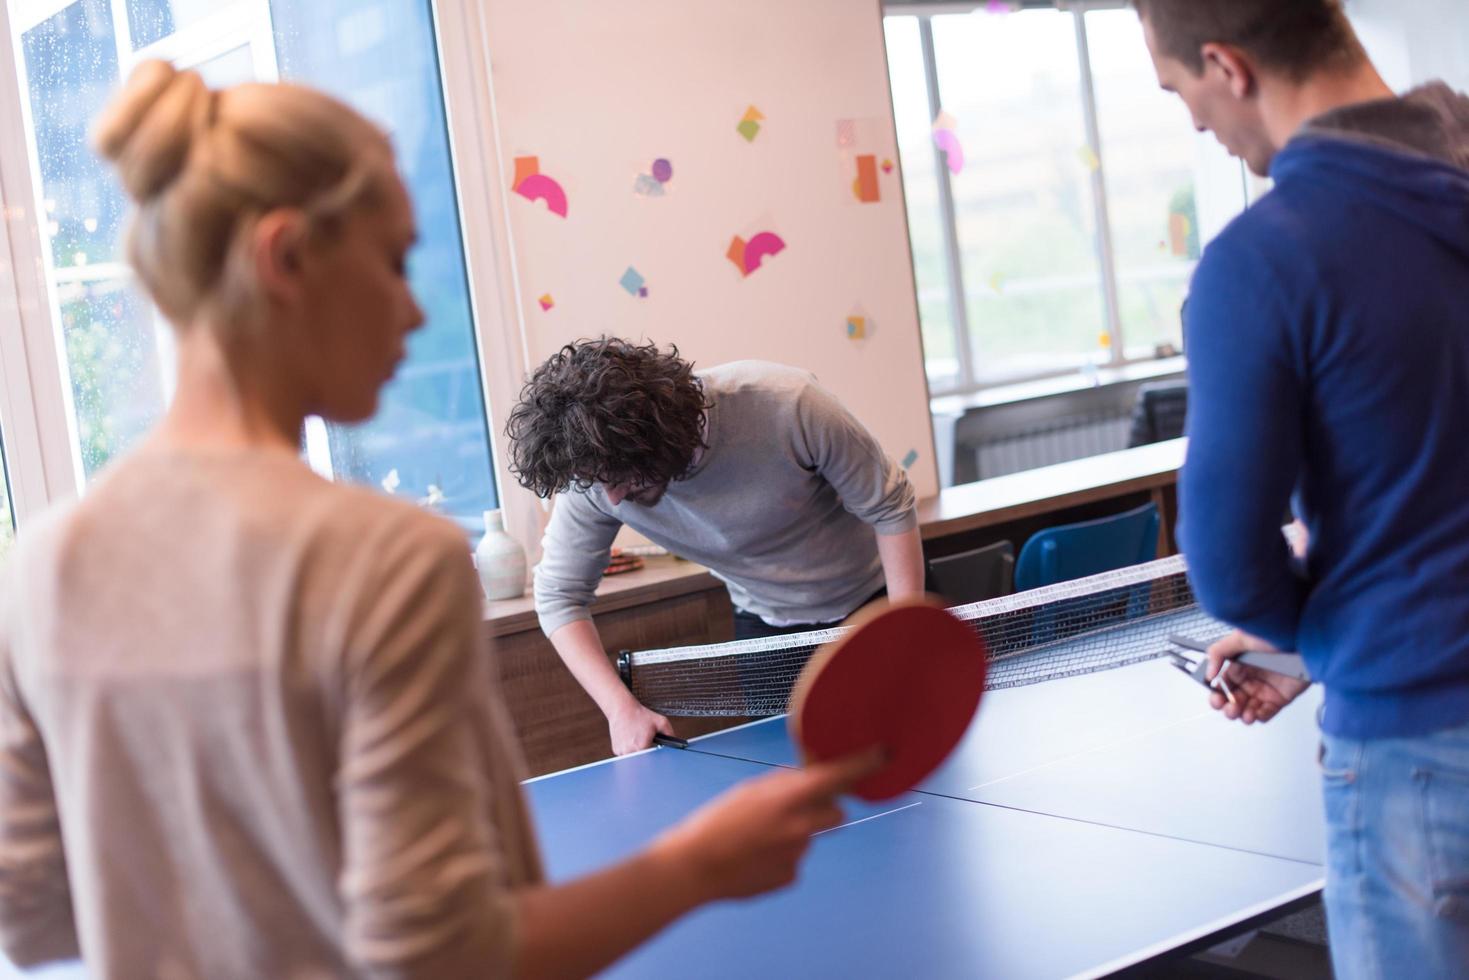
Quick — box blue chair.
[1014,502,1160,592]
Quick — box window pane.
[932,9,1106,384]
[1087,9,1245,359]
[21,0,168,478]
[59,279,167,473]
[270,0,500,529]
[885,15,959,392]
[12,0,500,534]
[126,0,228,49]
[194,42,255,87]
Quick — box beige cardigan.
[0,449,542,979]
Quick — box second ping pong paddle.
[789,598,987,801]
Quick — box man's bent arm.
[548,620,673,755]
[1179,244,1307,649]
[876,526,925,602]
[547,620,636,721]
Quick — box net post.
[617,650,633,691]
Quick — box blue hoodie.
[1180,82,1469,739]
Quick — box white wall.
[1350,0,1469,93]
[478,0,937,528]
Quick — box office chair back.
[1126,380,1188,448]
[927,540,1015,606]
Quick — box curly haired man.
[506,338,923,754]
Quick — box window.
[0,427,13,562]
[9,0,500,534]
[886,3,1249,395]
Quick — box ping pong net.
[618,554,1228,717]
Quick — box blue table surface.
[690,659,1327,864]
[526,658,1327,979]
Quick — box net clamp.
[1165,633,1312,696]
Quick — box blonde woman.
[0,61,872,978]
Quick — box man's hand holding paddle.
[1206,629,1310,724]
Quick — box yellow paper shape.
[1077,145,1100,172]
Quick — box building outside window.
[884,3,1252,396]
[7,0,500,535]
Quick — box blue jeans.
[1320,721,1469,979]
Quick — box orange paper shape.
[727,232,787,277]
[853,155,880,203]
[511,156,568,217]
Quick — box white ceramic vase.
[475,509,527,600]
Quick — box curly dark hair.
[506,337,711,498]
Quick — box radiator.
[974,411,1133,480]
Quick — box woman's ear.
[252,208,309,307]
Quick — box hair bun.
[92,59,212,202]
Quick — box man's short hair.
[1132,0,1362,81]
[506,337,710,498]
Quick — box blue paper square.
[619,267,645,296]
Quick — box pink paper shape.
[741,232,787,275]
[514,174,569,217]
[933,129,965,175]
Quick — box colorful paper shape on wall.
[852,154,881,203]
[901,449,919,470]
[1169,212,1193,257]
[836,118,856,147]
[511,156,568,217]
[651,158,673,183]
[726,231,787,277]
[931,113,964,176]
[619,267,646,296]
[737,105,765,142]
[633,173,665,197]
[846,316,866,339]
[1077,144,1101,172]
[538,294,555,311]
[881,158,894,174]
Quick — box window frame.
[890,0,1207,399]
[0,0,549,550]
[431,0,550,553]
[0,0,85,524]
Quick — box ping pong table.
[526,657,1327,978]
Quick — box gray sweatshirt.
[534,361,918,635]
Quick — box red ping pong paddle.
[789,597,987,801]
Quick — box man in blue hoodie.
[1133,1,1469,974]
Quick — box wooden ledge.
[917,438,1185,540]
[483,556,719,638]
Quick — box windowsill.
[930,356,1186,416]
[481,556,720,638]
